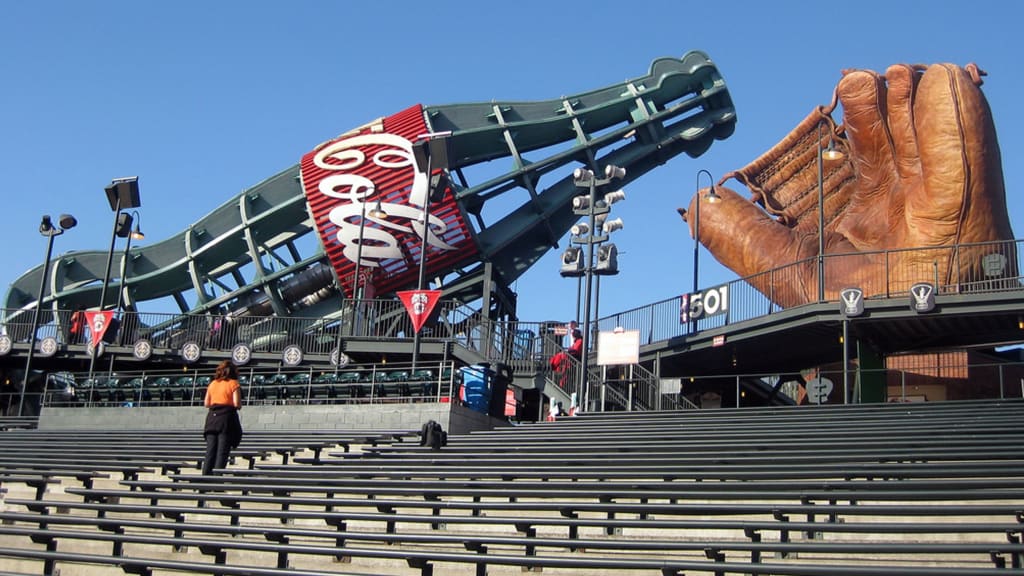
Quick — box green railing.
[37,360,462,409]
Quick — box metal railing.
[596,238,1023,346]
[4,239,1022,415]
[0,299,480,354]
[38,360,461,409]
[33,358,1023,414]
[674,360,1024,408]
[5,240,1020,353]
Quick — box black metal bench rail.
[239,461,1024,484]
[450,420,1024,443]
[0,546,380,576]
[58,485,1024,530]
[4,400,1024,574]
[280,448,1024,468]
[554,398,1024,422]
[374,431,1024,452]
[0,429,418,470]
[4,509,1023,566]
[0,417,37,431]
[0,428,418,503]
[1,508,1023,576]
[137,474,1024,503]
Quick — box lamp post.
[350,199,385,303]
[409,132,452,371]
[113,210,145,313]
[562,165,626,411]
[334,199,388,371]
[20,214,77,416]
[579,170,599,406]
[88,177,141,379]
[816,120,844,302]
[692,169,722,296]
[349,199,387,336]
[113,211,144,348]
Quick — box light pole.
[349,199,387,336]
[334,198,387,371]
[20,214,77,416]
[409,132,452,371]
[88,177,141,379]
[350,198,385,303]
[113,210,145,313]
[692,169,722,296]
[816,120,844,302]
[562,165,626,411]
[113,211,144,348]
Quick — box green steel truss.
[5,51,735,333]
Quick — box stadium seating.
[0,400,1023,574]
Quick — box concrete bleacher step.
[3,403,1024,574]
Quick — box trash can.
[460,364,493,414]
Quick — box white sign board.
[660,377,682,394]
[597,329,640,366]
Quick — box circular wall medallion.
[181,341,202,363]
[38,336,58,357]
[132,339,153,361]
[281,344,303,367]
[87,341,105,358]
[231,343,252,366]
[0,335,11,356]
[330,348,350,368]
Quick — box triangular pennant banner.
[84,311,115,348]
[397,289,442,334]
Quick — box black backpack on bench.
[419,420,447,450]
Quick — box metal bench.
[1,513,1024,575]
[1,510,1023,576]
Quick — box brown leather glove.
[680,63,1015,308]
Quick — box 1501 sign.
[680,284,729,323]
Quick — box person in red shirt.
[202,360,242,475]
[568,329,583,359]
[549,329,584,389]
[69,306,86,344]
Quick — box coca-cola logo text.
[312,133,455,271]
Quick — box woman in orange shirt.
[202,360,243,475]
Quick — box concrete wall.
[39,402,511,435]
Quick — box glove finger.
[884,64,924,183]
[911,63,1010,245]
[837,68,898,193]
[833,69,899,249]
[681,185,816,305]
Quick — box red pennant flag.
[84,311,115,348]
[397,289,442,334]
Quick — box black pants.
[203,431,232,475]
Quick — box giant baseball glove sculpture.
[680,63,1016,308]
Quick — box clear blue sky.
[2,1,1021,324]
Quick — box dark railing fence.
[28,359,1024,413]
[1,299,480,354]
[672,361,1024,409]
[3,239,1023,413]
[36,360,461,409]
[598,238,1023,345]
